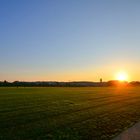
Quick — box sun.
[116,72,128,81]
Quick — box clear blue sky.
[0,0,140,81]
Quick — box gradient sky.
[0,0,140,82]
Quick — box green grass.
[0,87,140,140]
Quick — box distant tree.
[4,80,7,83]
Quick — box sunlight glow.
[116,72,128,81]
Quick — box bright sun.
[116,72,128,81]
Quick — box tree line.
[0,80,140,87]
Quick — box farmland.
[0,87,140,140]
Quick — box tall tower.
[100,78,102,83]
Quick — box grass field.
[0,87,140,140]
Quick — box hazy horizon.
[1,0,140,82]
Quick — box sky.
[0,0,140,82]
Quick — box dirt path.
[113,122,140,140]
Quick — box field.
[0,87,140,140]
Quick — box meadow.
[0,87,140,140]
